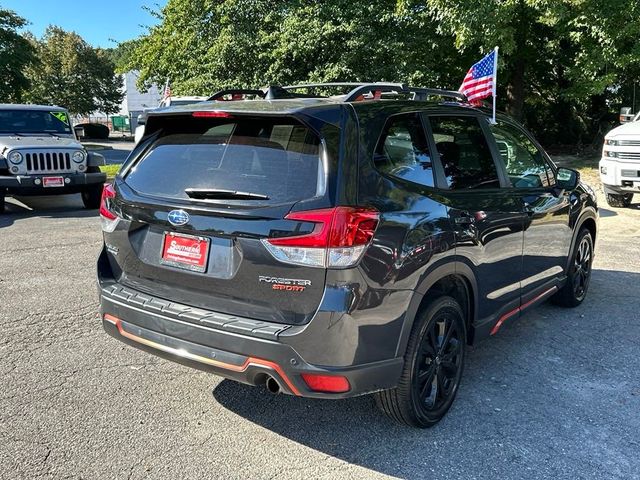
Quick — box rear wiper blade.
[185,188,270,200]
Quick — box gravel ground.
[1,189,639,480]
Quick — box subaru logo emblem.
[167,209,189,226]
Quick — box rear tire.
[375,296,466,428]
[81,185,103,209]
[605,192,633,208]
[552,228,593,308]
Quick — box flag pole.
[491,46,499,124]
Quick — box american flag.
[459,50,496,104]
[162,79,171,100]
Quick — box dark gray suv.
[98,83,598,427]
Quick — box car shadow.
[211,268,640,478]
[0,194,97,228]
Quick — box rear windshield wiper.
[185,188,270,200]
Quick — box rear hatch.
[105,109,343,325]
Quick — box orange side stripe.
[104,314,301,395]
[490,286,558,335]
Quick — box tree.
[122,0,640,145]
[125,0,464,95]
[25,27,123,115]
[0,8,36,102]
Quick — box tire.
[375,296,466,428]
[81,184,103,209]
[605,193,633,208]
[0,190,5,214]
[552,228,594,308]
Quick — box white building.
[118,71,163,131]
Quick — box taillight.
[100,183,120,233]
[261,207,379,268]
[301,373,350,393]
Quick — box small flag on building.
[459,47,499,123]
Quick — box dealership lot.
[1,189,639,479]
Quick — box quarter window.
[490,122,554,188]
[374,114,434,188]
[428,116,500,189]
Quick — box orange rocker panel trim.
[103,314,302,396]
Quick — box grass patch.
[100,164,121,181]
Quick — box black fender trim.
[564,208,598,274]
[394,261,478,357]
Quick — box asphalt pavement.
[1,193,639,479]
[83,139,134,165]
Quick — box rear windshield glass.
[125,117,324,205]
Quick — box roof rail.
[284,82,466,102]
[208,89,266,101]
[208,83,468,103]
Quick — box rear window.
[125,117,324,204]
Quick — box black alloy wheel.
[376,296,466,428]
[572,234,593,302]
[552,228,594,308]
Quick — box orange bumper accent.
[103,314,301,396]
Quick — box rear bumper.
[98,252,404,399]
[0,172,106,195]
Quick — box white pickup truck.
[600,107,640,207]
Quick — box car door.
[423,113,527,333]
[486,119,573,303]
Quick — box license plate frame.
[43,176,65,188]
[160,231,210,273]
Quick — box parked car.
[97,83,598,428]
[599,107,640,207]
[134,96,208,143]
[0,104,106,213]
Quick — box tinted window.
[0,109,72,134]
[374,113,434,188]
[429,116,500,189]
[490,122,553,188]
[125,118,323,204]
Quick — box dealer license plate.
[43,176,64,187]
[160,232,210,273]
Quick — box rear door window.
[374,113,435,188]
[124,117,324,204]
[428,115,501,189]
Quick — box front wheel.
[375,296,466,428]
[81,184,103,209]
[552,228,593,308]
[605,192,633,208]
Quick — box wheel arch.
[395,261,478,358]
[565,208,598,274]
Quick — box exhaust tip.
[265,376,281,394]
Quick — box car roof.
[0,104,67,112]
[148,97,489,118]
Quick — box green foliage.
[25,27,123,115]
[125,0,639,145]
[0,8,37,102]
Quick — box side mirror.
[73,126,85,138]
[556,167,580,190]
[137,114,146,126]
[620,107,634,124]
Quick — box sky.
[2,0,166,47]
